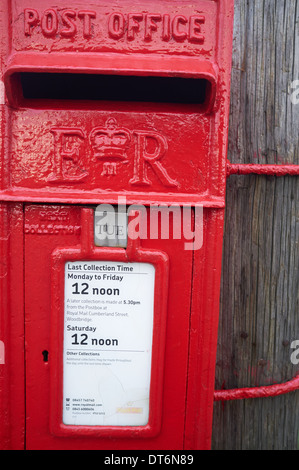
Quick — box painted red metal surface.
[0,0,234,208]
[0,0,235,451]
[24,204,194,450]
[227,161,299,177]
[1,0,298,452]
[0,203,25,450]
[214,374,299,402]
[50,208,169,440]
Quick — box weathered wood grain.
[212,0,299,450]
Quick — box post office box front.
[0,0,234,450]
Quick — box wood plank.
[212,0,299,450]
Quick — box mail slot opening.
[17,72,213,108]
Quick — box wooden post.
[212,0,299,450]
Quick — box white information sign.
[63,260,155,427]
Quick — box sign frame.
[49,208,169,439]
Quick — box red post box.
[0,0,234,450]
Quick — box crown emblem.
[90,118,131,176]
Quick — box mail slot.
[0,0,234,450]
